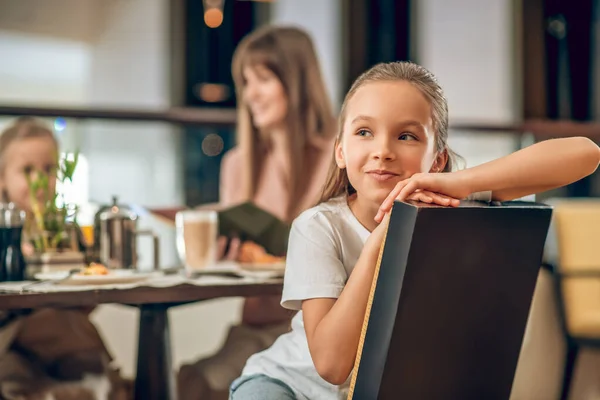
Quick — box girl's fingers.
[406,192,432,203]
[421,191,449,205]
[424,191,460,207]
[376,180,408,222]
[407,190,461,207]
[447,197,461,207]
[384,181,407,207]
[397,180,420,202]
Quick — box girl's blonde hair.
[0,117,58,172]
[320,61,462,203]
[231,25,336,221]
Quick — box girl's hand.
[375,173,467,223]
[366,211,391,252]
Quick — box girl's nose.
[372,136,395,161]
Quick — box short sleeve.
[281,213,348,310]
[466,191,492,202]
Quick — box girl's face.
[0,136,58,212]
[242,64,288,132]
[336,80,444,206]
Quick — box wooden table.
[0,280,283,400]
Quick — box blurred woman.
[178,25,336,399]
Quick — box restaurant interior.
[0,0,599,399]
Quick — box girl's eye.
[23,166,33,175]
[399,133,417,141]
[357,129,372,137]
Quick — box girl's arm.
[376,137,599,222]
[302,216,388,385]
[459,137,599,201]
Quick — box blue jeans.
[230,374,296,400]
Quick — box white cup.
[175,210,218,272]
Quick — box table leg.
[134,304,176,400]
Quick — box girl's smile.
[365,169,401,182]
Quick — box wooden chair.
[543,198,600,400]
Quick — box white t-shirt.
[241,196,368,399]
[241,193,492,399]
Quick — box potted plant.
[25,152,86,272]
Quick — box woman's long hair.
[232,25,336,220]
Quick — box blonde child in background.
[228,61,600,400]
[0,117,128,400]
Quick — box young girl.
[0,117,126,400]
[229,61,600,400]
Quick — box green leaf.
[61,152,79,183]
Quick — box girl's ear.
[430,149,449,172]
[334,141,346,169]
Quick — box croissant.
[81,263,109,275]
[238,241,284,264]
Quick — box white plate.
[185,262,285,278]
[34,269,155,285]
[185,263,239,276]
[239,262,286,272]
[236,269,284,279]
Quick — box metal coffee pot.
[94,196,159,270]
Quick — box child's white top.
[241,192,492,399]
[241,196,369,399]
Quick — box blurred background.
[0,0,598,396]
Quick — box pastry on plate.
[80,263,109,276]
[238,241,284,264]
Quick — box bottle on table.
[1,202,26,281]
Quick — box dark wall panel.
[182,0,259,206]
